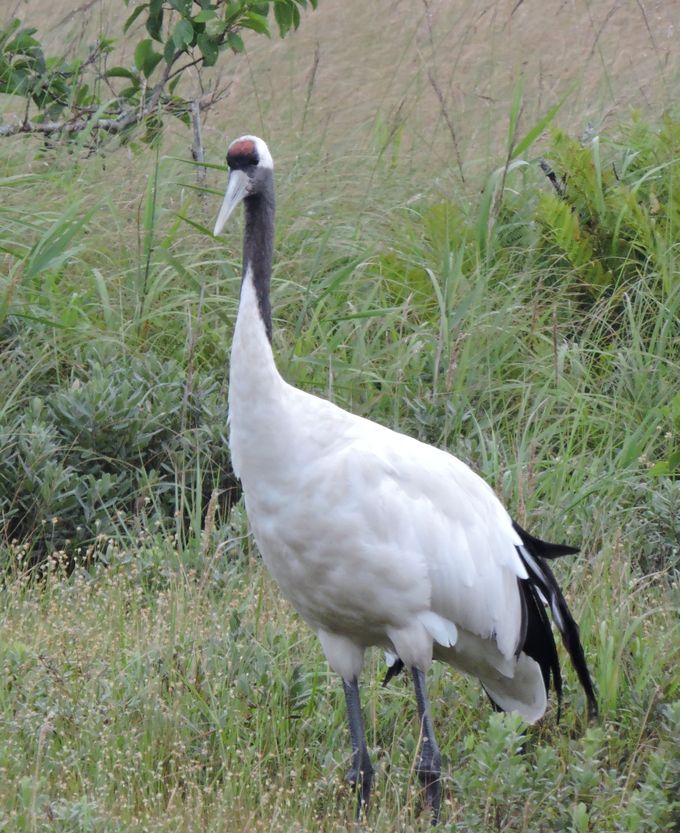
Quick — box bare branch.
[427,70,465,185]
[56,0,103,29]
[191,99,207,210]
[167,55,205,83]
[539,159,567,198]
[300,41,320,133]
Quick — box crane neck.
[242,182,275,343]
[229,176,284,477]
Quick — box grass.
[0,539,677,831]
[1,2,680,828]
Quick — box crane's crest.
[227,135,274,170]
[228,139,257,166]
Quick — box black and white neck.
[242,178,274,343]
[213,134,276,343]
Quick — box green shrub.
[379,114,679,310]
[0,340,238,566]
[531,118,680,304]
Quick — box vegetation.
[0,0,316,148]
[0,29,678,829]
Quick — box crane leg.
[342,677,374,819]
[412,667,442,826]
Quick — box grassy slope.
[1,1,680,831]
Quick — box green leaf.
[104,66,140,82]
[74,82,92,106]
[142,113,163,145]
[98,36,116,53]
[331,307,403,323]
[123,3,148,34]
[168,0,191,13]
[7,28,41,52]
[0,18,21,50]
[164,38,177,64]
[511,84,575,161]
[193,9,216,22]
[171,109,191,127]
[134,38,153,72]
[0,68,27,97]
[176,212,216,237]
[118,84,141,101]
[668,391,680,427]
[226,31,244,52]
[197,33,218,67]
[274,1,293,36]
[165,155,227,171]
[506,75,524,157]
[90,268,114,328]
[135,39,163,77]
[145,51,163,77]
[205,17,223,37]
[242,12,271,36]
[172,18,194,49]
[146,0,164,41]
[24,202,94,282]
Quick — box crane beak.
[213,169,249,236]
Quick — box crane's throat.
[229,270,285,481]
[242,192,274,342]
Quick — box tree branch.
[0,59,174,139]
[539,158,567,198]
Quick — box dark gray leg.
[412,667,442,826]
[342,677,374,819]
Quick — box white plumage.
[215,134,596,824]
[230,270,545,710]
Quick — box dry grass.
[4,0,679,183]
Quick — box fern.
[535,190,612,294]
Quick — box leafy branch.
[0,0,316,149]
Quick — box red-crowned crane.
[213,135,598,825]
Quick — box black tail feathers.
[381,522,598,722]
[382,657,404,686]
[517,575,564,717]
[516,523,598,721]
[512,520,579,559]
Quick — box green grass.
[0,84,679,831]
[0,539,677,831]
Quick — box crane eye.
[227,152,259,171]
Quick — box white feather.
[384,650,398,667]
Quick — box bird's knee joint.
[417,742,441,780]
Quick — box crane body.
[215,135,597,824]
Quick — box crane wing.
[240,385,528,667]
[335,412,529,661]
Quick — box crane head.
[213,135,273,236]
